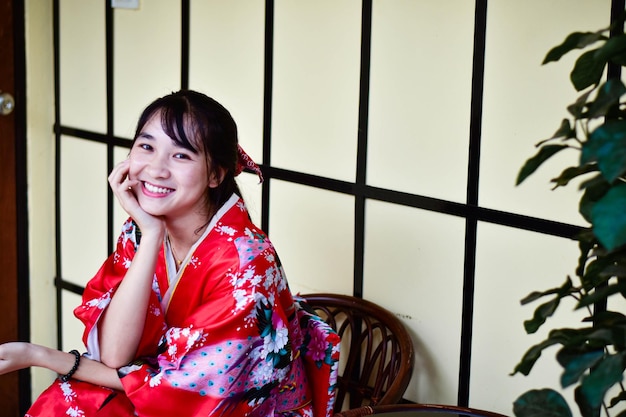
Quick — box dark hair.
[132,90,242,216]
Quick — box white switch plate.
[111,0,139,9]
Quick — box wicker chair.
[300,293,415,413]
[332,403,509,417]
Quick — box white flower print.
[241,266,256,283]
[185,329,203,351]
[150,306,161,317]
[85,291,111,311]
[243,227,255,241]
[256,357,274,382]
[189,256,201,268]
[263,326,289,356]
[250,273,263,287]
[149,373,162,387]
[273,326,289,352]
[330,360,340,385]
[233,288,250,312]
[65,406,85,417]
[169,327,182,340]
[60,381,76,402]
[274,365,289,382]
[263,267,277,290]
[168,344,178,358]
[216,224,236,236]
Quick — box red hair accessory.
[235,144,264,183]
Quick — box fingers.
[109,160,141,212]
[108,159,133,191]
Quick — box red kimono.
[26,195,340,417]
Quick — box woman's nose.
[146,154,171,178]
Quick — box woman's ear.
[208,167,226,189]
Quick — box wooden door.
[0,0,26,414]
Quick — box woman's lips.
[142,181,174,196]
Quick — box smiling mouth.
[143,182,174,195]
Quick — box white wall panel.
[61,291,85,353]
[472,222,583,414]
[60,137,108,287]
[59,0,106,133]
[269,181,354,295]
[480,1,610,224]
[367,0,475,202]
[364,200,466,404]
[272,0,361,181]
[113,1,181,138]
[189,0,266,165]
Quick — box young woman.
[0,90,339,417]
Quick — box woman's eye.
[138,143,153,151]
[174,153,191,160]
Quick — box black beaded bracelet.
[60,350,81,382]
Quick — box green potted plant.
[512,19,626,417]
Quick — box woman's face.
[128,113,218,222]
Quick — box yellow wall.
[24,0,615,414]
[25,0,57,399]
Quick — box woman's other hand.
[0,342,34,374]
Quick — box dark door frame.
[0,0,31,414]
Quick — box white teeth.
[144,182,173,194]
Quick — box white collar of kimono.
[162,192,240,310]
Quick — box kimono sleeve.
[73,219,164,359]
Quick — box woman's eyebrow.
[137,132,154,140]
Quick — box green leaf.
[557,347,604,387]
[543,31,607,64]
[603,264,626,278]
[551,164,598,188]
[594,34,626,63]
[577,280,626,308]
[587,79,626,119]
[512,329,579,376]
[517,145,569,185]
[589,310,626,327]
[567,90,594,119]
[579,354,625,410]
[537,119,575,146]
[574,385,600,417]
[572,327,623,349]
[513,389,572,417]
[591,183,626,251]
[609,390,626,408]
[579,176,610,223]
[580,254,620,291]
[609,50,626,66]
[571,49,607,91]
[582,120,626,183]
[525,298,561,334]
[521,278,573,305]
[512,338,559,376]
